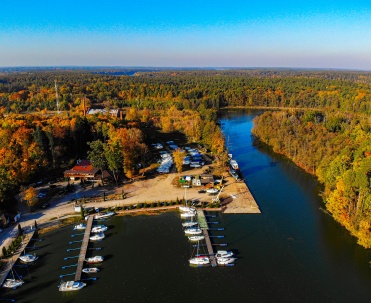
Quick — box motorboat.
[188,235,205,242]
[189,256,210,265]
[89,233,105,241]
[2,278,24,289]
[74,223,86,230]
[182,221,198,227]
[19,254,38,263]
[229,169,239,180]
[85,256,104,264]
[206,188,219,194]
[59,281,86,291]
[230,159,239,170]
[180,212,195,218]
[82,267,99,274]
[215,250,234,258]
[216,257,236,265]
[93,211,115,220]
[91,225,108,233]
[179,206,196,213]
[184,228,202,235]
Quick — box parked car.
[40,203,50,209]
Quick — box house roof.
[64,160,100,177]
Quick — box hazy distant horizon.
[0,66,369,72]
[1,1,371,69]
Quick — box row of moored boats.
[179,206,237,266]
[59,211,115,292]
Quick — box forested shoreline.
[1,68,371,247]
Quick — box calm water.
[2,109,371,302]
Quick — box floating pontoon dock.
[74,215,93,281]
[197,210,217,267]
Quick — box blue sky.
[1,0,371,69]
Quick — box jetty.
[221,175,261,214]
[197,210,217,267]
[0,229,35,286]
[74,215,93,281]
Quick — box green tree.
[87,140,107,184]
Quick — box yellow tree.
[20,187,37,211]
[173,149,186,173]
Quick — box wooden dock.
[74,216,93,281]
[197,210,217,267]
[0,230,35,286]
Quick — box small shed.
[192,175,202,187]
[200,174,214,185]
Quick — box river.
[1,108,371,302]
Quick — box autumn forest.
[1,68,371,247]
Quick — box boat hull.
[3,279,24,289]
[59,281,86,292]
[189,257,210,265]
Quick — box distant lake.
[2,108,371,302]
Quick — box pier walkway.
[74,215,93,281]
[197,210,217,267]
[0,230,35,286]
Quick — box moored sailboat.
[74,223,86,230]
[184,228,202,235]
[19,254,38,263]
[180,212,196,218]
[85,256,104,264]
[59,280,86,291]
[82,267,99,274]
[188,235,205,242]
[91,225,108,233]
[89,232,105,241]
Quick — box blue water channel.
[1,108,371,302]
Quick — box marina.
[1,110,371,302]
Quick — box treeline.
[252,110,371,248]
[1,69,371,114]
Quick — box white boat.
[180,212,195,218]
[179,206,196,213]
[189,256,210,265]
[184,228,202,235]
[19,254,38,263]
[229,169,239,180]
[182,222,198,227]
[82,267,99,274]
[188,235,205,242]
[91,225,108,233]
[74,223,86,230]
[89,233,105,241]
[206,188,218,194]
[230,159,239,170]
[93,211,115,220]
[216,257,236,265]
[59,281,86,291]
[85,256,104,264]
[2,267,24,289]
[3,278,24,289]
[215,250,234,258]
